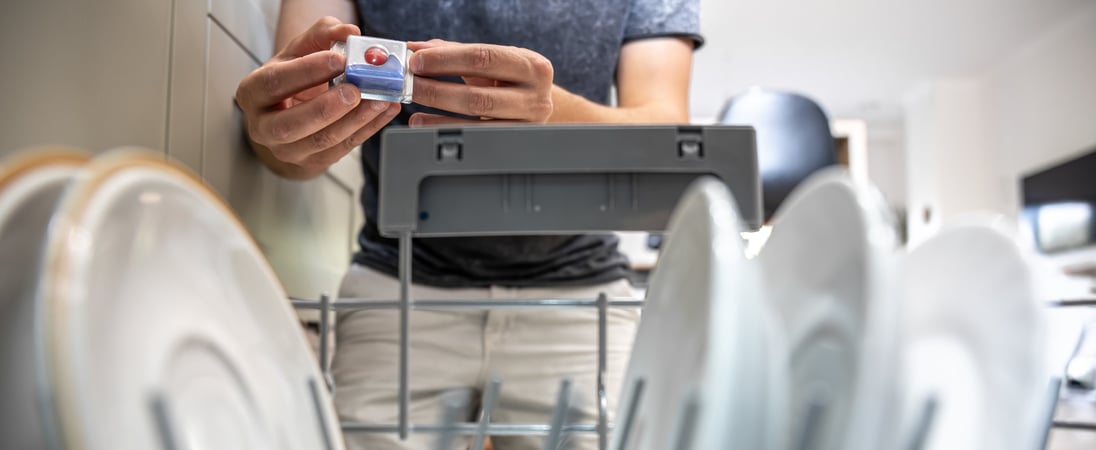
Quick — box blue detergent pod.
[331,35,414,103]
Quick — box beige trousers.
[332,265,641,450]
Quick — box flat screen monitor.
[1021,147,1096,254]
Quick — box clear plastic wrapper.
[331,35,413,103]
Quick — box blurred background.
[691,0,1096,295]
[692,0,1094,253]
[1,0,1095,448]
[3,0,1094,286]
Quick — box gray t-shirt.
[353,0,702,288]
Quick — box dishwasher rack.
[298,124,761,449]
[288,125,1091,450]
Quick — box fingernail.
[408,115,421,126]
[411,53,424,73]
[328,52,343,71]
[338,85,355,105]
[370,100,388,111]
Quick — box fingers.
[413,77,553,121]
[409,43,553,86]
[342,103,403,147]
[237,15,396,174]
[271,102,401,167]
[461,76,498,87]
[237,50,348,111]
[406,39,454,52]
[281,17,361,59]
[249,84,362,145]
[402,41,555,122]
[408,113,518,127]
[238,16,360,110]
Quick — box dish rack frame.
[286,125,1092,450]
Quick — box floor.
[1048,388,1096,450]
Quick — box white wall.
[902,2,1096,246]
[864,119,907,209]
[980,2,1096,220]
[903,80,1003,244]
[983,1,1096,277]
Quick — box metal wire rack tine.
[149,391,181,450]
[308,377,337,450]
[318,292,333,391]
[1047,299,1096,307]
[1035,377,1063,450]
[668,391,700,450]
[472,377,504,450]
[1063,325,1088,378]
[544,377,575,450]
[435,390,471,450]
[905,394,938,450]
[615,377,646,450]
[398,231,413,440]
[1050,420,1096,432]
[596,291,609,450]
[794,397,827,450]
[294,297,645,311]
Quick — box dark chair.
[719,89,837,221]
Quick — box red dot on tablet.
[365,46,389,66]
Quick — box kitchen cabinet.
[2,0,363,320]
[0,0,172,153]
[202,19,357,315]
[181,0,363,318]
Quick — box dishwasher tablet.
[331,35,414,104]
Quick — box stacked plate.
[614,169,1051,450]
[0,149,90,450]
[758,170,901,450]
[2,147,1055,450]
[0,149,343,450]
[899,220,1051,450]
[610,177,785,450]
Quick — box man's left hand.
[406,40,554,126]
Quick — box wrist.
[547,85,581,123]
[250,140,327,180]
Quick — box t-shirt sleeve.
[623,0,704,48]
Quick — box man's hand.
[236,17,401,179]
[406,40,554,126]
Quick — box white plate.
[900,220,1049,450]
[37,151,344,450]
[758,169,898,450]
[611,177,782,450]
[0,149,89,449]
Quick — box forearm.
[249,138,328,180]
[276,0,357,52]
[246,0,360,181]
[549,37,694,125]
[548,85,689,124]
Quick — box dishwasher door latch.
[677,132,704,160]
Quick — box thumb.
[281,16,361,59]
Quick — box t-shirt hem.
[623,32,705,49]
[351,252,634,289]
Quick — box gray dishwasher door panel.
[380,125,761,237]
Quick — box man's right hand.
[236,17,401,179]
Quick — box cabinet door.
[0,0,171,154]
[202,20,355,316]
[208,0,278,62]
[165,0,207,170]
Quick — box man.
[235,0,700,448]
